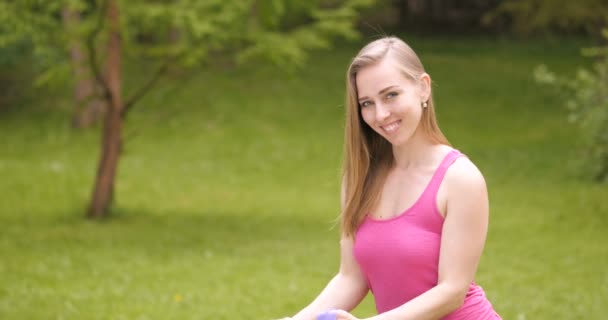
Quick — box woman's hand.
[322,310,360,320]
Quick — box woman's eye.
[360,101,372,108]
[386,92,398,99]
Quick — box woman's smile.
[381,119,401,134]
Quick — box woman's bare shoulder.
[444,154,487,193]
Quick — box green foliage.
[535,29,608,182]
[0,1,64,48]
[238,1,373,71]
[122,0,374,69]
[258,0,286,29]
[0,0,375,88]
[0,38,36,108]
[0,0,97,88]
[484,0,608,35]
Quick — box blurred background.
[1,0,607,319]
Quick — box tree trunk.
[88,0,122,218]
[62,5,106,129]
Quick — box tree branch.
[121,55,176,117]
[86,0,111,101]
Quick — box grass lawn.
[1,34,606,319]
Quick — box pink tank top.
[353,149,501,319]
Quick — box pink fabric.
[353,149,500,319]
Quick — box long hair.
[341,36,450,237]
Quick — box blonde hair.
[341,36,450,237]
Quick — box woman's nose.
[375,103,390,120]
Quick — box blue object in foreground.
[316,310,338,320]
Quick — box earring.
[422,101,428,108]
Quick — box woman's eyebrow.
[358,85,400,101]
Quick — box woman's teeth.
[382,120,401,133]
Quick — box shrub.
[535,29,608,182]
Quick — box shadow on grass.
[9,205,339,257]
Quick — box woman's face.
[356,57,429,147]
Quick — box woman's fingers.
[334,309,358,320]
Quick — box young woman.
[279,36,501,320]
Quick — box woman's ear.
[419,73,431,101]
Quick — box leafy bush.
[535,29,608,182]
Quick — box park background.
[1,0,607,319]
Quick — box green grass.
[1,34,606,319]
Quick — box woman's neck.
[391,131,447,170]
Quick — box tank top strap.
[420,149,466,201]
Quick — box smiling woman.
[276,37,502,320]
[356,59,429,150]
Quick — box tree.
[62,3,106,128]
[0,0,374,218]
